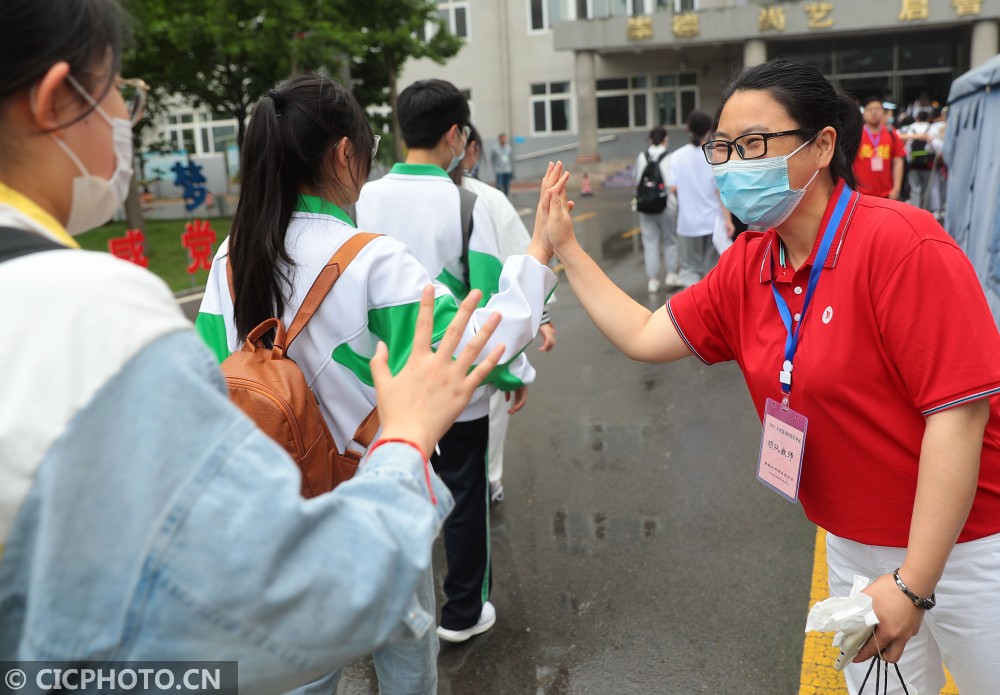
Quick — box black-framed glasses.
[702,129,813,165]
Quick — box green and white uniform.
[357,163,547,419]
[195,196,556,450]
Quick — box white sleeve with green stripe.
[194,234,556,393]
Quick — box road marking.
[552,263,564,274]
[799,528,959,694]
[176,291,205,305]
[517,207,533,217]
[573,212,597,223]
[623,227,640,239]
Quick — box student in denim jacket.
[0,1,507,691]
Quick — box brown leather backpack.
[222,233,380,498]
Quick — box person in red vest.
[852,96,905,199]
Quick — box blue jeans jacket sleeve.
[0,331,453,694]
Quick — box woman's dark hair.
[716,58,862,188]
[230,74,375,342]
[648,125,667,145]
[0,0,125,123]
[397,79,470,150]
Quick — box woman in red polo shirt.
[538,58,1000,695]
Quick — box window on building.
[163,111,240,157]
[421,1,470,41]
[528,0,571,31]
[673,0,697,12]
[597,72,697,130]
[530,81,572,134]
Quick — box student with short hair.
[357,80,555,644]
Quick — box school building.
[399,0,1000,180]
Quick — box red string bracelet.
[368,438,436,505]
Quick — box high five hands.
[528,161,575,265]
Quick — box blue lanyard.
[771,184,853,397]
[867,127,882,149]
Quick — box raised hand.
[371,286,505,457]
[529,161,574,263]
[545,164,577,255]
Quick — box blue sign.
[172,161,208,212]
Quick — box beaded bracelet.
[369,438,436,505]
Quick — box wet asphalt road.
[179,188,818,694]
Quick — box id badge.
[870,156,883,172]
[757,398,808,503]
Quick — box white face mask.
[50,75,134,235]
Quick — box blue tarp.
[943,54,1000,324]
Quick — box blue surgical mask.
[446,148,464,173]
[713,137,818,228]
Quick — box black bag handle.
[0,226,65,263]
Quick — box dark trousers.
[495,172,512,197]
[432,416,491,630]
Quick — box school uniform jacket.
[196,196,556,443]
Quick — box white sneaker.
[647,278,661,293]
[665,272,682,288]
[437,601,497,643]
[490,480,505,503]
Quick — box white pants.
[639,209,678,281]
[488,390,509,484]
[827,531,1000,695]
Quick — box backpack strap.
[457,186,476,289]
[343,407,380,465]
[0,226,65,263]
[287,232,381,456]
[286,232,380,347]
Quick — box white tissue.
[805,574,879,645]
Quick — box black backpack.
[635,150,668,214]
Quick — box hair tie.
[267,90,285,114]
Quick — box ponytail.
[832,92,862,189]
[229,74,375,342]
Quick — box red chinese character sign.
[181,219,216,275]
[107,229,149,268]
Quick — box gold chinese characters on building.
[804,2,835,28]
[952,0,982,15]
[759,6,786,32]
[898,0,929,21]
[627,16,654,41]
[672,12,699,38]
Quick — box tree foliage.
[123,0,463,160]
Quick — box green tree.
[124,0,340,150]
[123,0,462,166]
[320,0,463,162]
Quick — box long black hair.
[716,59,862,188]
[0,0,125,134]
[229,74,375,342]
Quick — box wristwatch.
[893,569,936,610]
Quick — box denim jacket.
[0,220,453,694]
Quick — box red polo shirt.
[852,125,905,198]
[667,180,1000,547]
